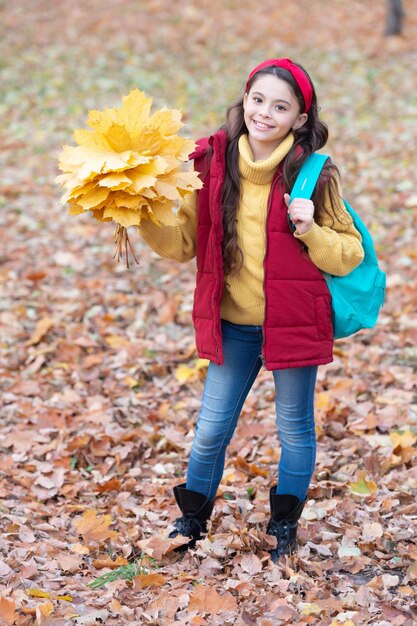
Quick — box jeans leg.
[186,321,263,500]
[273,366,318,501]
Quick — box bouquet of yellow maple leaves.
[56,89,202,266]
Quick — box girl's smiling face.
[243,74,308,159]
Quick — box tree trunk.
[385,0,404,36]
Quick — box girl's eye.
[275,105,286,111]
[253,97,262,103]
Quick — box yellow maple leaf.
[56,88,202,267]
[147,199,178,226]
[390,430,417,451]
[103,207,144,228]
[148,108,183,136]
[196,358,210,370]
[113,193,148,209]
[105,124,135,153]
[72,128,112,151]
[315,391,331,411]
[114,89,153,143]
[298,602,324,615]
[98,172,132,189]
[90,208,110,221]
[175,359,209,383]
[154,179,181,202]
[348,471,377,496]
[38,601,54,617]
[175,364,197,383]
[86,110,114,135]
[74,510,118,545]
[105,334,130,348]
[126,169,157,193]
[76,187,110,211]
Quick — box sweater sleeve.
[294,177,364,276]
[137,190,197,262]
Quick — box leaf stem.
[113,225,140,268]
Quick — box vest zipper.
[260,175,280,369]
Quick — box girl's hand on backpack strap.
[284,194,315,235]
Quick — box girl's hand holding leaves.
[55,89,202,266]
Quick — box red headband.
[246,58,313,113]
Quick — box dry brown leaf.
[55,554,82,574]
[70,543,90,556]
[74,510,118,545]
[89,436,113,457]
[109,599,123,614]
[189,586,237,614]
[405,560,417,582]
[66,434,91,452]
[361,522,384,541]
[0,560,13,578]
[92,556,128,570]
[270,604,300,621]
[147,590,183,620]
[72,610,109,625]
[133,573,167,589]
[136,534,189,559]
[105,335,131,349]
[239,553,263,575]
[233,456,268,478]
[0,596,16,626]
[95,478,122,493]
[27,317,54,346]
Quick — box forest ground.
[0,1,417,624]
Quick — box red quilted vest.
[190,129,334,370]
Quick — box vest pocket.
[314,295,333,340]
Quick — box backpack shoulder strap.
[290,153,329,201]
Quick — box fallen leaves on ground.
[1,0,417,624]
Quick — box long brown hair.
[220,63,342,277]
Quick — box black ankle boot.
[168,483,215,552]
[266,487,306,562]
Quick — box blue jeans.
[186,320,318,501]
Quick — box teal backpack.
[290,153,386,339]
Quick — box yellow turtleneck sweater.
[138,133,364,326]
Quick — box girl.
[138,58,364,561]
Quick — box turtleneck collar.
[238,132,294,185]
